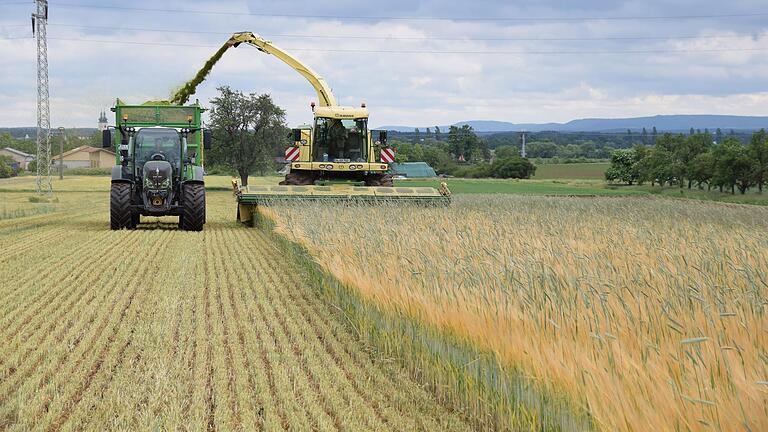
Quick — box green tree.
[680,133,712,188]
[0,132,15,147]
[391,141,425,163]
[713,137,756,194]
[447,125,484,162]
[422,146,454,174]
[631,144,650,184]
[605,148,641,184]
[490,156,536,179]
[689,151,715,189]
[494,145,519,160]
[748,129,768,193]
[208,86,287,186]
[525,141,558,158]
[648,134,684,186]
[0,155,16,178]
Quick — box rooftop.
[1,147,34,158]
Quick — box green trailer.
[104,99,212,231]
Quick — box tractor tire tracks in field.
[0,192,472,431]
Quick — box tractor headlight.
[145,176,170,190]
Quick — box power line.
[43,23,762,43]
[29,36,766,55]
[53,3,768,23]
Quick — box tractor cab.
[135,127,183,171]
[313,117,368,163]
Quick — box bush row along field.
[263,196,768,431]
[0,182,471,431]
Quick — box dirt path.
[0,190,471,431]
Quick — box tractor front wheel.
[181,183,205,231]
[110,182,135,230]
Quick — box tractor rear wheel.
[181,183,205,231]
[110,182,134,230]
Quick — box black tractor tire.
[110,182,135,230]
[181,183,205,232]
[365,173,394,187]
[132,213,140,227]
[280,171,316,185]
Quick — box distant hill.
[378,115,768,133]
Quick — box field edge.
[254,211,594,432]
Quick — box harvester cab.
[282,105,394,187]
[105,100,212,231]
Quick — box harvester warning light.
[285,146,300,162]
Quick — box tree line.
[605,130,768,194]
[392,125,535,179]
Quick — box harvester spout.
[169,40,235,105]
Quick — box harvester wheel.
[110,182,134,230]
[181,183,205,232]
[365,173,394,187]
[280,171,316,185]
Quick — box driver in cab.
[327,119,349,160]
[140,136,176,166]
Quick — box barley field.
[264,196,768,431]
[4,175,767,431]
[0,179,471,431]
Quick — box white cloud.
[1,0,768,128]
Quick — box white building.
[98,110,109,131]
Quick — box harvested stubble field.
[264,195,768,431]
[0,180,472,431]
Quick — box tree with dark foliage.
[208,86,288,186]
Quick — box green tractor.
[104,100,212,231]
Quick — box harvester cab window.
[314,118,367,163]
[135,128,182,170]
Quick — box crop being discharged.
[264,195,768,431]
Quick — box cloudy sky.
[1,0,768,128]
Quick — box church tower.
[98,110,108,131]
